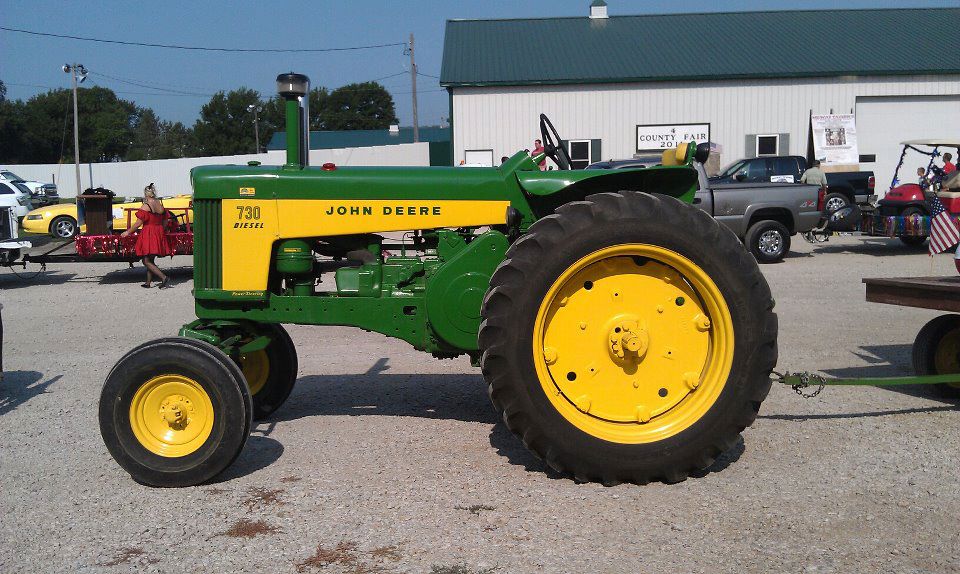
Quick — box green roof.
[267,126,449,151]
[441,8,960,87]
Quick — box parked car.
[711,155,874,213]
[594,156,822,262]
[21,194,193,239]
[0,170,57,206]
[0,180,33,219]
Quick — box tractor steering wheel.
[539,114,573,170]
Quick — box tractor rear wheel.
[236,324,298,420]
[99,337,252,487]
[912,314,960,399]
[479,191,777,484]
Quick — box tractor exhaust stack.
[276,72,310,168]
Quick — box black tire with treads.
[249,323,298,420]
[479,191,778,485]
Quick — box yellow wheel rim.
[533,244,734,444]
[933,328,960,389]
[129,375,214,457]
[239,349,270,395]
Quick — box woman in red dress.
[121,183,172,288]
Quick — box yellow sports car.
[21,195,193,238]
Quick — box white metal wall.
[452,74,960,171]
[6,143,431,198]
[856,95,960,193]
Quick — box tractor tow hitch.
[772,370,960,398]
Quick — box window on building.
[567,140,592,170]
[463,149,494,167]
[756,134,779,156]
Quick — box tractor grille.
[193,199,222,290]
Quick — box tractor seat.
[660,142,691,166]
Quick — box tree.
[126,108,196,161]
[191,88,262,156]
[0,80,25,163]
[319,82,398,131]
[11,87,137,163]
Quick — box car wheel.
[50,215,77,239]
[823,193,849,214]
[745,220,791,263]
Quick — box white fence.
[6,142,431,198]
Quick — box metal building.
[440,5,960,190]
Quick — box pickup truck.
[711,155,874,214]
[694,162,822,263]
[588,158,822,263]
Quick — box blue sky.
[3,0,956,127]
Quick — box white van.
[0,180,33,218]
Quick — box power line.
[416,71,440,79]
[0,25,406,53]
[89,71,213,97]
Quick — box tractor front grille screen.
[193,199,222,290]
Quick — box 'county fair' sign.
[636,123,711,152]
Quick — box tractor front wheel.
[99,337,252,487]
[236,324,298,420]
[479,191,777,484]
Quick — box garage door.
[856,95,960,195]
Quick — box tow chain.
[771,370,826,398]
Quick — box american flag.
[928,193,960,254]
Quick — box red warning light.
[321,162,337,171]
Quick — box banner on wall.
[636,123,710,152]
[811,114,859,165]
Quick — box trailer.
[776,275,960,398]
[12,193,193,268]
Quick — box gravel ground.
[1,233,958,573]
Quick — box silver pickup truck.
[694,162,822,262]
[587,159,823,263]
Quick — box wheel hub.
[159,395,193,429]
[129,375,214,457]
[607,319,648,362]
[758,231,782,254]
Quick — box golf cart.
[876,140,960,217]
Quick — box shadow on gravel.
[0,269,76,290]
[811,238,932,257]
[820,344,960,403]
[0,371,62,415]
[275,368,497,425]
[208,435,285,483]
[98,265,193,285]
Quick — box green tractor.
[99,73,777,487]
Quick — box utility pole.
[63,63,87,196]
[409,33,419,143]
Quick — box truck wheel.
[236,324,298,420]
[99,337,252,487]
[479,191,777,484]
[823,193,849,214]
[745,220,790,263]
[912,314,960,399]
[50,215,77,239]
